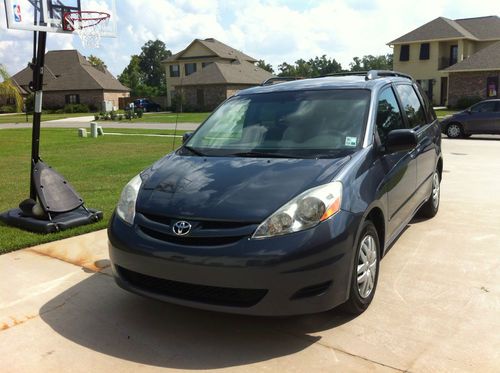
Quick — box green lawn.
[0,127,185,254]
[435,109,459,118]
[111,112,211,124]
[0,112,93,124]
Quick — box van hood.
[136,153,350,222]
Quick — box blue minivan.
[108,71,442,315]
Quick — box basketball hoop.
[63,11,110,48]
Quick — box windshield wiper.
[228,151,304,159]
[183,145,206,156]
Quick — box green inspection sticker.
[345,137,357,147]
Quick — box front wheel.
[341,221,380,314]
[446,123,463,138]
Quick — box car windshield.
[184,89,371,158]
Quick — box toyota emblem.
[172,221,191,236]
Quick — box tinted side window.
[471,102,496,113]
[395,84,427,127]
[376,87,405,143]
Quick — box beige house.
[389,16,500,106]
[163,38,274,110]
[12,50,130,110]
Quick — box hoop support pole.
[30,30,47,200]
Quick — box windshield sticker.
[345,137,357,147]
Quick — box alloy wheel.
[357,234,377,299]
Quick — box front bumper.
[108,210,360,316]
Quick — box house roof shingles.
[179,59,273,86]
[12,50,129,92]
[389,15,500,44]
[445,40,500,72]
[164,38,257,63]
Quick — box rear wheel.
[341,221,380,314]
[446,123,463,138]
[418,170,440,218]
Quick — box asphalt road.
[1,136,499,372]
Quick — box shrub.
[0,105,16,113]
[94,114,100,121]
[455,96,482,110]
[54,109,65,114]
[118,114,123,121]
[125,111,133,120]
[110,110,117,121]
[63,103,90,113]
[136,108,143,118]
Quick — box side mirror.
[385,129,418,153]
[182,132,193,144]
[466,109,472,114]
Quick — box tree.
[278,56,342,78]
[349,54,393,71]
[118,55,148,97]
[139,40,172,89]
[87,55,107,70]
[0,64,23,112]
[256,60,274,74]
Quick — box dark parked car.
[109,71,443,316]
[133,98,161,112]
[441,99,500,138]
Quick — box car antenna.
[171,76,183,150]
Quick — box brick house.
[11,50,130,110]
[389,16,500,107]
[163,38,274,110]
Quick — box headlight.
[116,174,143,225]
[252,181,342,239]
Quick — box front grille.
[138,226,245,246]
[117,266,267,307]
[135,213,257,247]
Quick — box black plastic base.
[0,207,103,234]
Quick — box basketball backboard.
[4,0,116,37]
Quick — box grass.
[0,127,185,254]
[115,112,210,123]
[435,109,459,118]
[0,112,93,124]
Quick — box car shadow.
[39,270,356,369]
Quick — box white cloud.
[0,0,499,77]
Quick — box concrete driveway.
[1,137,499,372]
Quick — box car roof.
[236,75,413,96]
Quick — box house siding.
[448,71,500,107]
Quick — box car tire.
[446,123,463,138]
[341,220,380,315]
[418,170,440,218]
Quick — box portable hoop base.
[0,207,103,234]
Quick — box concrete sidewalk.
[1,137,499,372]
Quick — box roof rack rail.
[365,70,413,81]
[261,77,304,86]
[318,70,413,81]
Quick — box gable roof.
[12,50,130,92]
[178,59,274,86]
[389,16,500,44]
[445,40,500,72]
[164,38,257,63]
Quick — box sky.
[0,0,499,78]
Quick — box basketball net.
[63,11,110,48]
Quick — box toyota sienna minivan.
[108,70,443,316]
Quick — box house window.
[6,97,15,105]
[185,63,197,76]
[419,43,430,60]
[65,94,80,104]
[202,62,213,68]
[450,45,458,66]
[400,45,410,61]
[486,77,498,98]
[169,64,180,77]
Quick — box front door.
[375,86,417,237]
[467,101,498,133]
[440,77,448,106]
